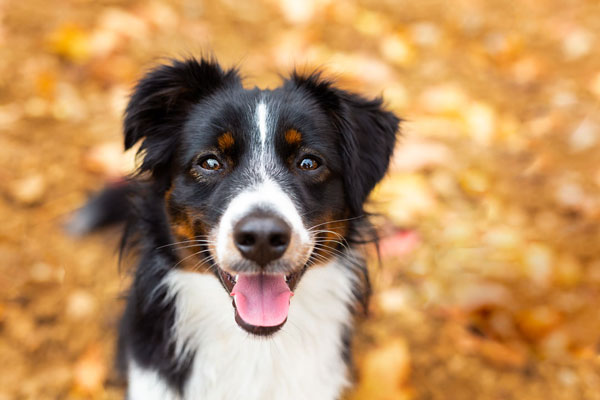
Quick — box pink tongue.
[231,274,292,327]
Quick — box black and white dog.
[85,57,399,399]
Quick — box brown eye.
[298,157,319,171]
[199,156,221,171]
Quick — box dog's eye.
[298,157,320,171]
[199,156,222,171]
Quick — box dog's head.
[124,58,399,335]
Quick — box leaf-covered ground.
[1,0,600,399]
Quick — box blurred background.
[1,0,600,399]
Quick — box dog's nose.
[233,214,291,266]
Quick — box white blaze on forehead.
[256,101,268,149]
[254,100,272,179]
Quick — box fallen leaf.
[379,33,415,67]
[48,24,90,63]
[516,306,562,341]
[522,243,554,287]
[66,290,98,320]
[464,101,497,145]
[410,22,441,47]
[478,339,527,368]
[73,345,107,394]
[353,339,412,400]
[562,28,593,60]
[83,141,137,178]
[391,138,453,172]
[454,281,512,312]
[379,230,420,259]
[9,175,46,206]
[569,118,598,152]
[419,84,469,115]
[590,71,600,101]
[458,168,489,195]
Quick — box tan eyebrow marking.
[217,132,235,151]
[284,129,302,145]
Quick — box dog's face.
[169,89,348,334]
[124,58,399,335]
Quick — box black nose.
[233,214,291,266]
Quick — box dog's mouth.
[217,267,306,335]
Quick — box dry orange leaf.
[48,23,90,63]
[73,345,107,394]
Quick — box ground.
[1,0,600,399]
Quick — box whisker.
[312,243,348,258]
[310,229,347,240]
[308,252,331,265]
[307,216,364,231]
[311,250,341,263]
[171,248,213,270]
[313,236,348,246]
[312,232,350,250]
[310,228,347,240]
[190,255,218,273]
[313,239,354,258]
[156,239,215,250]
[169,243,214,251]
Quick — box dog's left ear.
[289,72,400,215]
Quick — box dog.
[76,57,400,400]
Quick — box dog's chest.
[157,261,356,400]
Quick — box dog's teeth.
[285,275,288,282]
[235,275,238,282]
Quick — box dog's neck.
[128,257,360,400]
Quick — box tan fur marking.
[165,190,196,240]
[165,190,213,273]
[217,132,235,151]
[165,187,174,204]
[284,129,302,145]
[173,222,195,240]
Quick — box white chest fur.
[127,260,356,400]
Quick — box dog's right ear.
[124,58,240,181]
